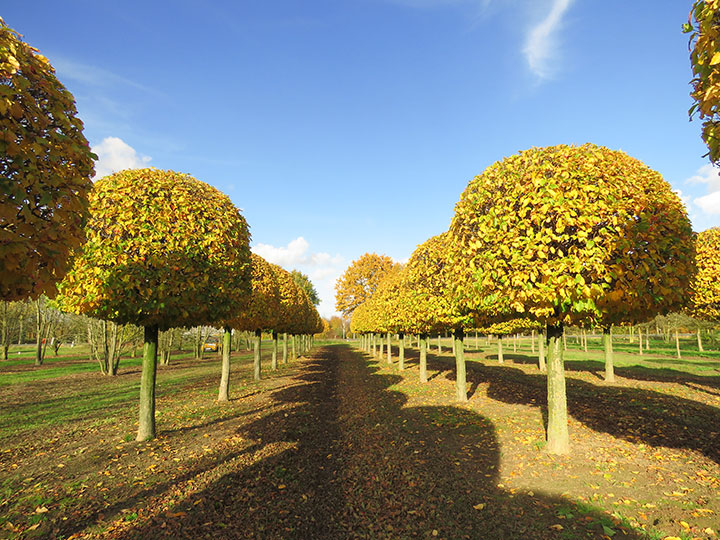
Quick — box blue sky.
[5,1,720,317]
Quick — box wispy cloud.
[523,0,575,79]
[252,237,346,318]
[92,137,151,179]
[53,57,164,97]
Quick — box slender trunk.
[645,329,650,352]
[272,330,278,370]
[603,326,614,383]
[419,333,428,383]
[437,335,442,354]
[451,333,456,355]
[638,327,643,356]
[531,330,536,353]
[562,330,567,351]
[538,329,546,372]
[497,335,504,364]
[35,300,42,366]
[455,329,467,402]
[372,333,377,357]
[583,327,588,353]
[137,325,159,441]
[545,323,569,454]
[697,328,704,353]
[218,326,232,402]
[513,334,517,353]
[398,332,405,370]
[254,329,262,381]
[18,317,23,346]
[379,333,385,358]
[291,334,297,360]
[675,328,681,359]
[283,333,288,363]
[386,332,392,365]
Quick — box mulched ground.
[1,343,719,539]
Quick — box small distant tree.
[335,253,395,317]
[290,270,320,306]
[0,19,95,301]
[59,168,252,440]
[449,144,695,454]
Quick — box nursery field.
[1,340,719,539]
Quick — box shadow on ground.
[112,344,645,539]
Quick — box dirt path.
[103,343,650,539]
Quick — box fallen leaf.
[473,503,485,510]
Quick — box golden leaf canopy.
[58,168,252,330]
[449,144,695,326]
[1,19,95,300]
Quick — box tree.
[290,270,320,306]
[401,234,473,400]
[335,253,395,316]
[449,144,695,454]
[0,19,95,301]
[220,253,280,399]
[689,227,720,321]
[0,300,26,360]
[59,168,252,440]
[685,2,720,163]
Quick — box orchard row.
[336,144,720,455]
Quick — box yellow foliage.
[0,19,95,300]
[449,144,695,326]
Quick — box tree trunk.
[531,329,536,353]
[497,335,504,364]
[638,326,643,356]
[35,299,43,366]
[545,323,569,454]
[379,333,385,358]
[283,333,288,363]
[386,332,392,365]
[513,334,517,353]
[603,326,614,383]
[455,329,467,402]
[562,329,567,351]
[291,334,297,360]
[419,333,428,383]
[675,328,681,359]
[398,332,405,370]
[254,329,262,381]
[218,326,232,402]
[272,330,278,370]
[372,333,377,357]
[697,328,704,353]
[437,335,442,354]
[583,328,588,352]
[538,329,546,372]
[137,325,159,441]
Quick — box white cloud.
[684,163,720,216]
[252,237,346,318]
[91,137,151,179]
[523,0,575,79]
[696,191,720,215]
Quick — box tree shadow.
[112,345,646,539]
[438,360,720,466]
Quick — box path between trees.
[103,343,649,539]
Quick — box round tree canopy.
[689,227,720,322]
[225,253,280,332]
[0,18,95,300]
[449,144,695,326]
[58,168,252,329]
